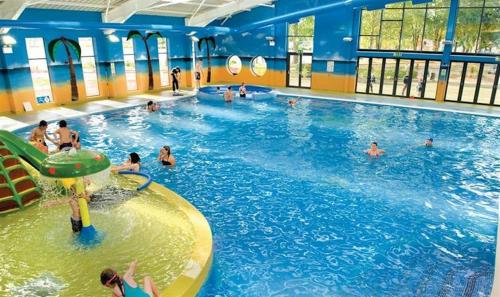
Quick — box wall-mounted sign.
[327,60,335,73]
[2,45,13,54]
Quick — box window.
[287,16,315,53]
[454,0,499,54]
[250,56,267,77]
[26,38,53,104]
[78,37,99,97]
[226,55,242,75]
[122,37,137,91]
[359,0,450,52]
[158,37,169,87]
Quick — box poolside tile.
[0,117,28,131]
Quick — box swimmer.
[100,260,161,297]
[157,146,176,167]
[424,138,433,147]
[224,86,233,102]
[54,120,79,151]
[29,120,55,152]
[365,142,385,157]
[216,86,221,94]
[111,153,141,172]
[146,101,160,112]
[288,97,299,107]
[239,82,247,98]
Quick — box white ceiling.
[0,0,275,26]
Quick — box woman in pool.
[224,86,233,103]
[239,83,247,98]
[100,260,160,297]
[365,142,385,157]
[146,101,159,112]
[111,152,141,172]
[157,146,176,167]
[424,138,433,147]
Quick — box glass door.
[396,59,412,97]
[425,61,441,99]
[370,58,383,94]
[476,64,497,105]
[461,63,481,103]
[410,60,426,98]
[383,58,397,95]
[287,53,312,88]
[356,58,370,93]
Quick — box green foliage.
[146,32,163,40]
[47,38,81,62]
[127,30,143,41]
[287,16,315,52]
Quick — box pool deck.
[1,88,499,296]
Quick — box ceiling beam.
[103,0,160,23]
[187,0,272,27]
[0,0,30,34]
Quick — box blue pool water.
[18,96,500,296]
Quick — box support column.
[436,0,459,102]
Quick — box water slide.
[0,130,46,214]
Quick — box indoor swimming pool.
[17,95,500,296]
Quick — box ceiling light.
[1,35,16,45]
[108,34,120,43]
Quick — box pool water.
[17,96,500,296]
[0,177,195,297]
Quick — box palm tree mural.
[127,31,163,90]
[197,36,216,83]
[48,37,81,101]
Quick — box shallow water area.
[0,178,195,297]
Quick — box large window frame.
[453,0,499,55]
[359,1,450,53]
[157,37,169,87]
[25,37,54,104]
[78,37,100,97]
[122,37,137,91]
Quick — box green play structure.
[0,130,111,214]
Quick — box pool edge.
[126,176,213,297]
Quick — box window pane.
[81,56,99,97]
[26,38,46,59]
[401,8,426,51]
[369,58,383,94]
[427,0,450,7]
[425,61,441,99]
[380,21,402,50]
[78,37,94,57]
[410,60,426,98]
[288,36,314,53]
[251,56,267,77]
[383,59,397,95]
[122,37,137,91]
[361,10,382,35]
[122,37,134,55]
[460,0,484,7]
[477,64,497,104]
[477,8,500,54]
[454,8,482,53]
[495,78,500,105]
[226,55,242,75]
[422,8,449,51]
[485,0,498,6]
[288,54,300,87]
[359,36,379,50]
[396,60,411,96]
[356,58,369,93]
[461,63,480,102]
[383,9,403,20]
[158,37,169,87]
[28,59,53,103]
[301,55,312,88]
[446,62,464,101]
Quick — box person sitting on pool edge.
[424,138,433,147]
[146,101,160,112]
[54,120,79,151]
[365,142,385,157]
[157,146,176,167]
[100,260,161,297]
[224,86,234,103]
[111,152,141,172]
[239,82,247,98]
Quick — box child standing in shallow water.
[100,260,161,297]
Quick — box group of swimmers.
[365,138,433,157]
[222,83,248,102]
[110,146,175,173]
[29,120,80,153]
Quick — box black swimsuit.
[161,160,172,166]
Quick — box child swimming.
[146,101,160,112]
[54,120,79,151]
[111,153,141,172]
[365,142,385,157]
[100,260,161,297]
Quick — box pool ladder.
[0,141,42,214]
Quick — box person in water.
[424,138,433,147]
[29,120,55,153]
[215,86,221,94]
[146,101,160,112]
[54,120,79,151]
[224,86,234,102]
[239,82,247,98]
[111,152,141,172]
[157,146,176,167]
[288,97,299,107]
[100,260,161,297]
[365,142,385,157]
[72,134,81,150]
